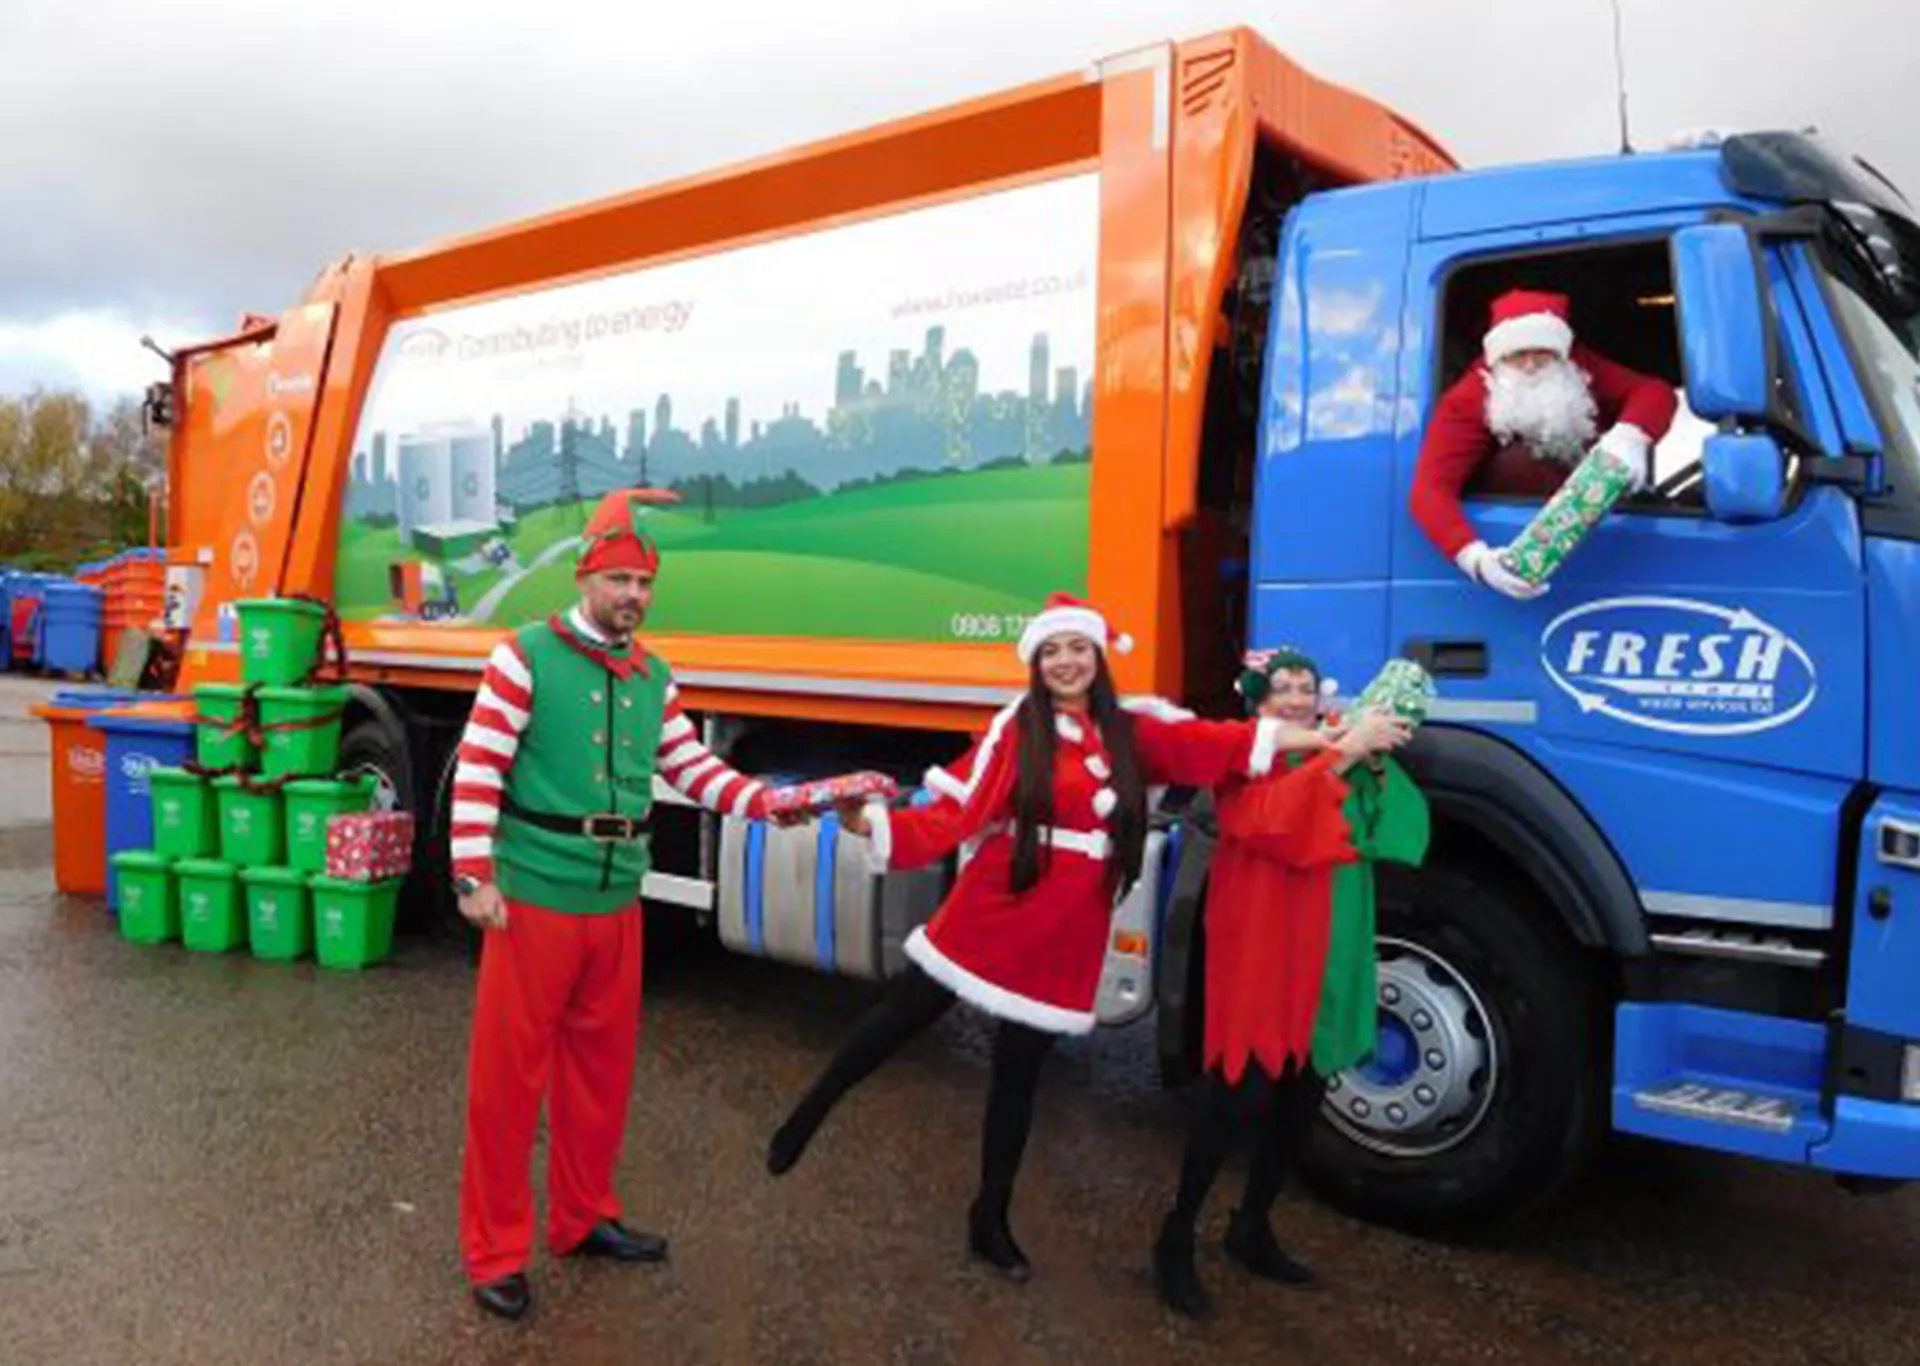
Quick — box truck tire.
[1298,860,1606,1235]
[337,713,457,938]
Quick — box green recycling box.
[242,866,312,961]
[310,875,401,971]
[283,775,377,873]
[112,850,178,944]
[175,858,246,953]
[235,597,328,687]
[193,683,258,772]
[213,776,285,866]
[149,767,217,859]
[257,685,349,780]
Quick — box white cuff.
[861,800,892,875]
[1249,717,1283,777]
[1454,540,1491,580]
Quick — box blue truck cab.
[1229,131,1920,1227]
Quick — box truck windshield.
[1821,240,1920,490]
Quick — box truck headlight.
[1904,1045,1920,1103]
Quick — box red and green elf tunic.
[1204,753,1430,1084]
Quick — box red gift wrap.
[763,771,899,817]
[325,811,417,882]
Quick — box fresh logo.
[1542,596,1817,737]
[68,746,104,779]
[121,752,159,794]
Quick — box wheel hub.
[1324,935,1497,1158]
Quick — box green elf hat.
[1235,644,1324,714]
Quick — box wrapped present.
[763,771,900,818]
[1497,444,1636,587]
[325,810,416,882]
[1346,658,1438,729]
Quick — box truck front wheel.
[1299,861,1606,1235]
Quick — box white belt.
[1039,826,1110,860]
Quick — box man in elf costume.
[1154,647,1427,1320]
[1408,288,1678,600]
[449,488,789,1321]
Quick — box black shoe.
[1224,1209,1313,1285]
[1153,1218,1212,1320]
[966,1197,1032,1283]
[766,1102,826,1177]
[565,1219,668,1263]
[472,1272,530,1321]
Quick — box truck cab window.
[1438,241,1706,512]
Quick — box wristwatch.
[454,874,483,897]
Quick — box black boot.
[1153,1216,1212,1320]
[472,1271,531,1322]
[1224,1208,1314,1285]
[564,1219,668,1262]
[766,1101,825,1176]
[967,1196,1032,1283]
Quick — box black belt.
[503,795,651,843]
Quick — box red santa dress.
[864,701,1293,1035]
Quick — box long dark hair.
[1008,652,1149,898]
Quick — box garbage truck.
[150,25,1920,1228]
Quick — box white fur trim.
[903,927,1097,1035]
[1121,695,1196,723]
[922,765,968,803]
[1249,717,1284,777]
[1084,754,1110,780]
[1017,606,1110,663]
[1484,312,1574,366]
[1091,787,1117,819]
[943,699,1024,806]
[861,801,892,874]
[1055,714,1085,744]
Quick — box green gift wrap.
[1346,658,1438,728]
[1497,444,1637,587]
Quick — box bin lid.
[308,874,404,893]
[49,687,142,710]
[146,766,205,787]
[284,775,377,798]
[240,865,309,888]
[234,597,327,619]
[193,682,251,701]
[257,684,351,706]
[88,708,196,737]
[211,775,276,793]
[173,857,238,879]
[110,849,173,871]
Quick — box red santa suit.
[864,698,1292,1034]
[1409,288,1679,564]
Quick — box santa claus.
[1408,288,1679,599]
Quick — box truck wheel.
[1298,861,1606,1235]
[337,713,457,937]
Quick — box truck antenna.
[1609,0,1634,154]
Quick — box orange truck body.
[165,27,1451,731]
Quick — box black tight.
[1168,1063,1326,1233]
[770,966,1058,1216]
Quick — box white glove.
[1594,422,1653,493]
[1455,540,1549,601]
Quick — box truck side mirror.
[1672,224,1773,421]
[1702,432,1787,523]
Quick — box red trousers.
[459,900,644,1285]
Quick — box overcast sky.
[3,0,1913,401]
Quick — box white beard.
[1484,359,1598,465]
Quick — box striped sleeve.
[449,639,535,882]
[655,683,772,819]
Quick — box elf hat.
[576,488,677,578]
[1016,592,1134,665]
[1235,645,1339,714]
[1483,288,1575,367]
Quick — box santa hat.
[1483,289,1575,367]
[1016,592,1134,665]
[576,487,677,577]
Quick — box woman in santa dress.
[1152,647,1423,1320]
[765,593,1326,1282]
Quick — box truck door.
[1388,230,1865,938]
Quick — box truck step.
[1629,1080,1802,1133]
[1649,926,1827,969]
[1612,1003,1829,1163]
